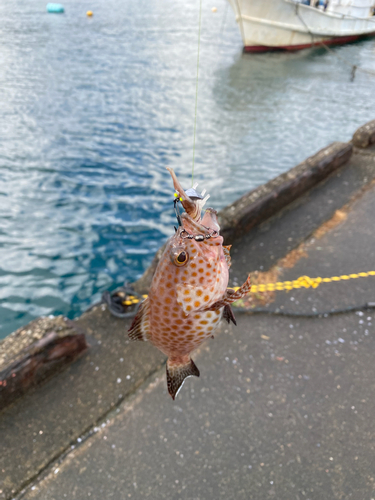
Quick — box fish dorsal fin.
[223,245,232,268]
[128,298,150,341]
[166,357,200,400]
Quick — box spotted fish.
[128,168,251,399]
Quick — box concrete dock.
[1,122,375,500]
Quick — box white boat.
[227,0,375,51]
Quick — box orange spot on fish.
[184,297,192,303]
[186,305,192,311]
[204,295,210,302]
[191,263,196,268]
[196,290,203,297]
[200,320,208,325]
[194,301,201,308]
[192,272,197,277]
[165,297,171,304]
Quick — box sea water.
[1,0,375,338]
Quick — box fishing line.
[192,0,203,187]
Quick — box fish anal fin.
[166,357,200,400]
[223,245,232,268]
[223,304,237,326]
[128,298,150,341]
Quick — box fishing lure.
[128,168,251,399]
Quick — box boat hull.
[244,32,375,52]
[228,0,375,51]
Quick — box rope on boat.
[295,3,375,79]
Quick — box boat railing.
[286,0,375,20]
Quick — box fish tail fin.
[166,357,200,400]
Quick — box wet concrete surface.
[20,314,375,500]
[15,164,375,499]
[269,183,375,315]
[0,309,165,500]
[229,147,375,286]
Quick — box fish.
[128,167,251,399]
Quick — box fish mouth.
[167,167,210,224]
[180,212,215,236]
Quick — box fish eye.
[172,250,189,267]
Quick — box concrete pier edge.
[1,118,375,500]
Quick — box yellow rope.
[232,271,375,294]
[119,271,375,306]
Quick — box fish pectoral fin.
[166,357,200,400]
[203,275,252,312]
[223,304,237,326]
[128,298,151,342]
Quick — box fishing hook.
[173,197,183,227]
[173,187,204,228]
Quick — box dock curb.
[352,119,375,148]
[0,316,87,410]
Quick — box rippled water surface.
[1,0,375,338]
